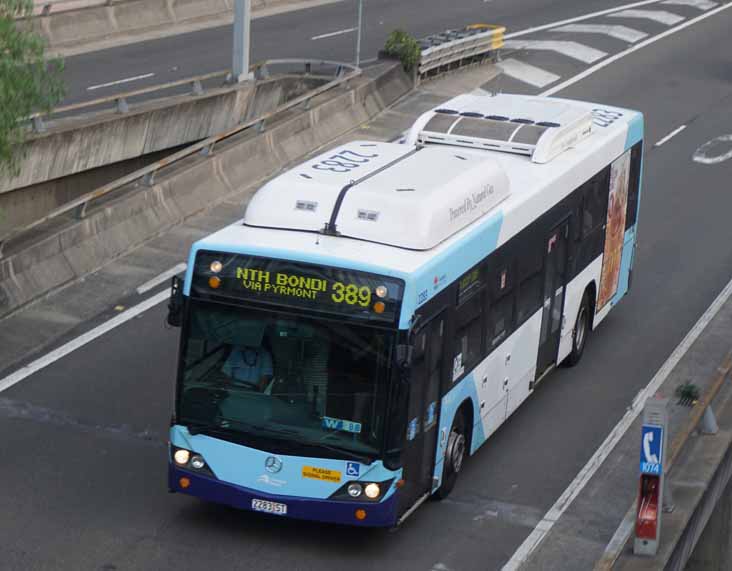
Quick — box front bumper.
[168,465,398,527]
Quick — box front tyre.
[564,291,591,367]
[434,412,467,500]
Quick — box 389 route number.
[331,282,372,307]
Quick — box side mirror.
[167,276,184,327]
[395,344,413,369]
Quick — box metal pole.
[355,0,363,67]
[232,0,253,82]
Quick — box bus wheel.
[434,412,467,500]
[565,292,591,367]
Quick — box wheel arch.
[585,280,597,330]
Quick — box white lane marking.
[505,0,672,39]
[662,0,717,9]
[503,268,732,571]
[553,24,648,43]
[503,40,607,64]
[496,59,560,88]
[500,4,732,568]
[0,290,169,395]
[654,124,687,147]
[540,1,732,97]
[693,134,732,164]
[311,27,356,40]
[608,8,685,25]
[87,73,155,91]
[136,262,187,295]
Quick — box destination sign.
[191,251,404,323]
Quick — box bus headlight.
[364,483,381,499]
[174,449,191,466]
[190,455,206,470]
[347,483,363,498]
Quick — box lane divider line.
[594,350,732,570]
[654,124,687,147]
[502,255,732,570]
[539,1,732,97]
[501,4,732,567]
[87,73,155,91]
[311,27,356,40]
[0,290,169,395]
[505,0,681,39]
[136,262,187,295]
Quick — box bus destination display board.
[191,251,404,323]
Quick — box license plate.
[251,499,288,515]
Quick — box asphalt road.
[60,0,632,106]
[4,3,732,571]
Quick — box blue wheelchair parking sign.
[346,462,360,477]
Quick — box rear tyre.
[564,291,591,367]
[434,411,467,500]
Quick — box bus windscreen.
[191,251,404,324]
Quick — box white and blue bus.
[166,93,644,527]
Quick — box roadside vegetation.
[0,0,64,177]
[383,29,421,72]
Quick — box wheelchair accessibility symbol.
[346,461,360,477]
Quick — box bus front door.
[536,220,570,377]
[398,313,444,519]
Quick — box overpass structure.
[3,0,732,570]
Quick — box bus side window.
[625,142,643,229]
[487,263,515,348]
[517,272,543,324]
[453,293,483,379]
[582,170,609,237]
[517,235,544,326]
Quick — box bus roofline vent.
[413,93,595,164]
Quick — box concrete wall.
[0,75,325,234]
[0,146,185,236]
[0,61,413,319]
[24,0,345,56]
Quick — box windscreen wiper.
[314,442,374,465]
[186,421,231,436]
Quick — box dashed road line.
[608,8,686,25]
[553,24,648,43]
[662,0,717,9]
[540,1,732,97]
[503,40,607,64]
[496,59,561,88]
[87,73,155,91]
[311,27,356,40]
[502,3,732,568]
[0,290,169,395]
[505,0,676,39]
[654,124,687,147]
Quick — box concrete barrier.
[28,0,346,56]
[0,61,413,318]
[0,75,325,235]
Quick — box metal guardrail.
[27,0,112,17]
[418,24,505,76]
[0,59,360,258]
[27,69,233,133]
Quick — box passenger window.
[517,272,543,324]
[625,142,643,229]
[582,170,608,236]
[489,293,514,347]
[453,294,483,380]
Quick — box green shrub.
[383,30,421,72]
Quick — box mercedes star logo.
[264,456,283,473]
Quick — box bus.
[166,92,644,527]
